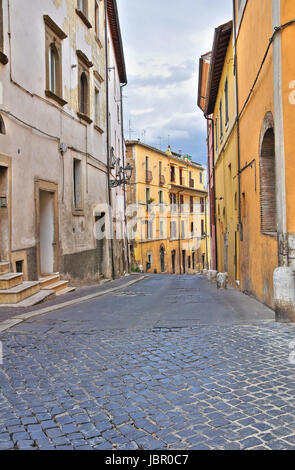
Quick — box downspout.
[176,189,184,275]
[120,82,129,273]
[104,0,115,280]
[233,0,242,246]
[205,116,218,271]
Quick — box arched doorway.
[160,246,165,273]
[259,113,276,233]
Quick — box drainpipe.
[120,83,129,273]
[232,0,242,244]
[104,0,115,280]
[205,116,218,271]
[176,189,184,275]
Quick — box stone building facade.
[0,0,127,285]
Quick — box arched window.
[48,44,58,94]
[0,115,5,134]
[260,121,276,233]
[79,72,88,115]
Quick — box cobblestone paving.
[1,320,295,450]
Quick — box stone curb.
[0,275,146,334]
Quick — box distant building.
[126,141,210,274]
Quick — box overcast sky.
[117,0,232,165]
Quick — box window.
[145,156,149,173]
[219,100,223,141]
[200,172,203,184]
[260,126,276,232]
[146,187,150,211]
[0,115,5,134]
[170,221,177,239]
[95,1,100,39]
[191,222,194,234]
[188,256,191,269]
[201,220,205,237]
[179,168,183,186]
[190,196,194,213]
[44,15,67,105]
[170,165,175,182]
[159,190,164,212]
[181,220,185,238]
[159,220,164,237]
[159,161,162,183]
[77,50,93,122]
[200,197,205,213]
[73,159,82,210]
[180,195,184,213]
[48,45,58,94]
[225,78,229,127]
[80,72,88,115]
[215,117,218,152]
[76,0,91,28]
[0,0,8,64]
[146,220,153,239]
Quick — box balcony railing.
[146,170,153,183]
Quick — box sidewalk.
[0,274,146,324]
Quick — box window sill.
[77,112,93,124]
[95,36,103,49]
[261,231,277,238]
[94,124,104,134]
[73,209,84,217]
[75,9,92,29]
[45,90,67,107]
[0,51,9,65]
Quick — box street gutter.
[0,275,146,334]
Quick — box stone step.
[42,279,69,293]
[39,273,60,289]
[0,272,23,290]
[0,262,10,275]
[56,286,76,296]
[0,282,40,305]
[0,289,56,308]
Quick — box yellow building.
[203,21,240,286]
[198,1,295,321]
[126,141,210,274]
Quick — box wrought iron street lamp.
[110,163,133,188]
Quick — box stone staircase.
[0,262,50,306]
[0,263,75,307]
[39,273,76,296]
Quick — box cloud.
[117,0,233,164]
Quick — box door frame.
[35,179,59,278]
[0,153,12,263]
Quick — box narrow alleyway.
[0,275,295,450]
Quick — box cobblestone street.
[1,275,295,450]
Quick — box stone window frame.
[44,15,67,106]
[93,70,104,133]
[0,114,5,134]
[94,0,103,48]
[77,50,93,124]
[72,156,84,215]
[259,112,277,236]
[0,0,8,65]
[76,0,92,29]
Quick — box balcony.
[189,179,195,188]
[146,170,153,183]
[159,174,165,186]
